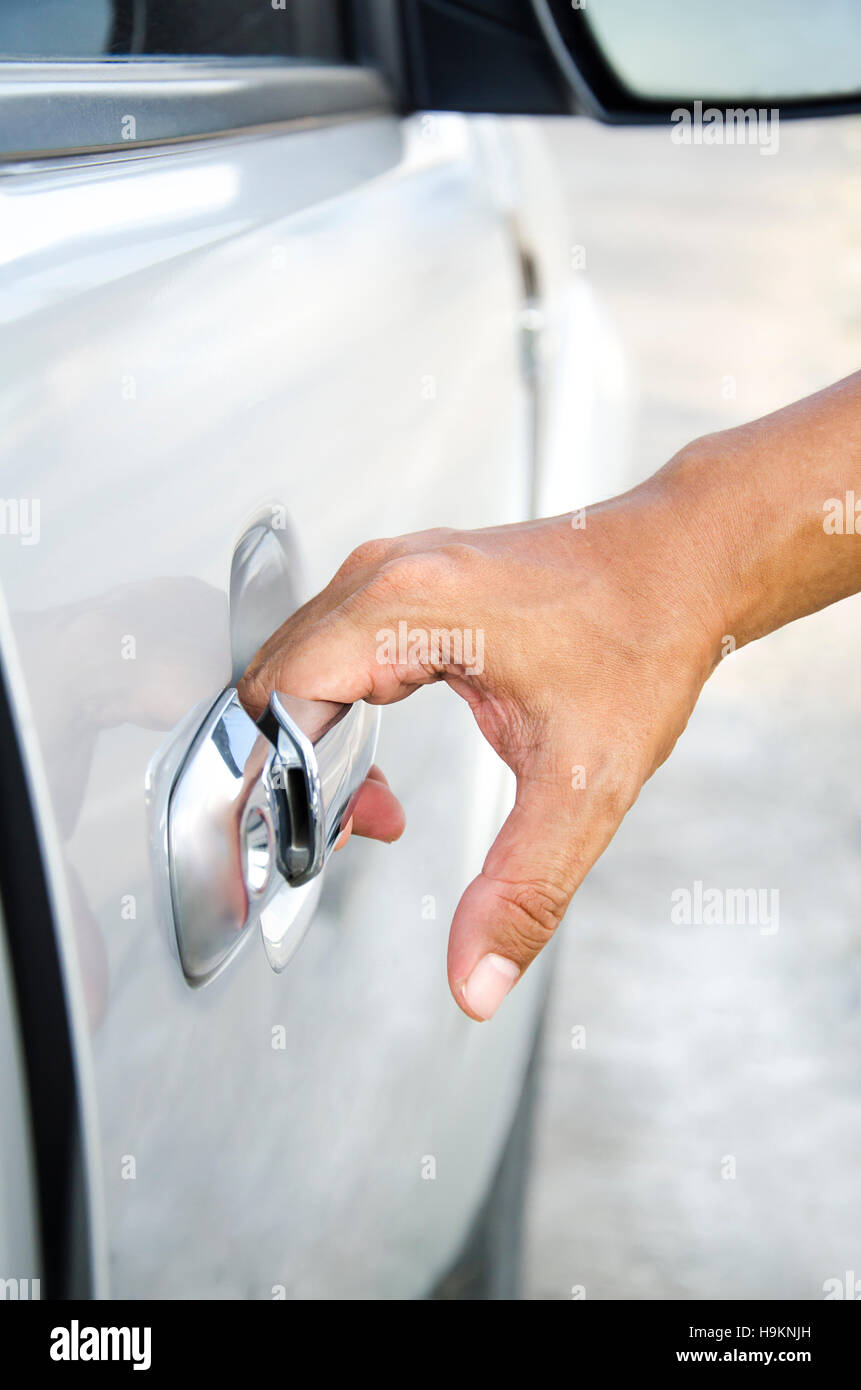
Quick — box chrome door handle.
[166,689,379,982]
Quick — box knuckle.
[494,877,570,957]
[356,535,474,605]
[379,542,472,596]
[415,526,456,550]
[370,552,439,600]
[236,668,271,719]
[338,537,393,578]
[428,540,479,577]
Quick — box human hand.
[238,472,725,1020]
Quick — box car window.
[0,0,350,63]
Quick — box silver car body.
[0,58,626,1298]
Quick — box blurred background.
[524,114,861,1300]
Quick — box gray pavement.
[524,116,861,1300]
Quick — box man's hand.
[238,481,724,1019]
[239,371,861,1019]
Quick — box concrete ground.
[524,116,861,1300]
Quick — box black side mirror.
[394,0,861,123]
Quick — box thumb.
[447,768,622,1021]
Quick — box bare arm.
[239,372,861,1021]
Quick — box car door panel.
[0,108,548,1297]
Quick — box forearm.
[645,371,861,654]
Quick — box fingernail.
[463,953,520,1021]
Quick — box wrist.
[648,434,755,658]
[651,416,861,656]
[579,445,737,679]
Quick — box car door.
[0,2,549,1298]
